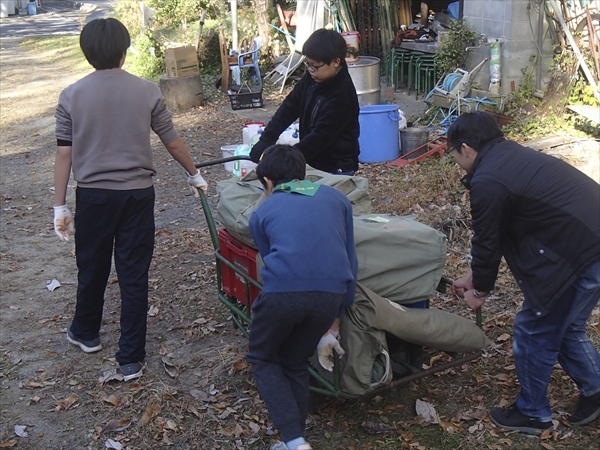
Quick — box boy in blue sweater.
[247,145,358,450]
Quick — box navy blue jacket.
[249,185,358,312]
[251,63,360,173]
[463,137,600,314]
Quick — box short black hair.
[80,18,130,70]
[302,28,347,64]
[256,145,306,188]
[447,112,504,153]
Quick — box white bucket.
[221,144,238,172]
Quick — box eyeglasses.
[303,61,327,72]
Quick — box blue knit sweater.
[249,185,358,311]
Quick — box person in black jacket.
[249,28,360,175]
[448,112,600,435]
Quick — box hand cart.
[194,156,484,401]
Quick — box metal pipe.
[231,0,238,52]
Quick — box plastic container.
[358,104,401,163]
[233,144,257,177]
[220,144,239,172]
[277,123,300,145]
[400,127,429,158]
[218,228,260,306]
[242,122,265,146]
[341,31,360,61]
[26,0,35,14]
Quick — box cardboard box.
[165,46,199,78]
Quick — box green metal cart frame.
[195,156,483,400]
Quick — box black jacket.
[463,137,600,314]
[250,63,360,173]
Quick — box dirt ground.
[1,33,600,450]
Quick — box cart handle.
[195,155,253,169]
[440,275,483,328]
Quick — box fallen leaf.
[0,440,17,448]
[462,408,487,420]
[102,418,132,433]
[46,279,61,292]
[415,399,439,424]
[190,389,208,402]
[497,333,511,342]
[231,360,248,373]
[55,394,78,410]
[361,421,395,434]
[248,421,260,433]
[400,432,413,442]
[23,379,44,388]
[560,431,573,440]
[104,438,122,449]
[540,428,553,440]
[98,369,124,383]
[187,404,202,418]
[101,395,121,407]
[148,305,159,317]
[13,425,28,437]
[162,431,173,445]
[162,357,180,378]
[139,403,161,426]
[540,443,554,449]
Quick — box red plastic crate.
[218,228,261,306]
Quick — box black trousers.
[70,186,155,365]
[246,291,343,442]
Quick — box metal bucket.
[348,56,381,107]
[400,127,429,157]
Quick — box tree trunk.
[254,0,271,49]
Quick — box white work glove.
[53,205,74,242]
[317,332,345,372]
[187,170,208,197]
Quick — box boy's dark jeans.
[247,291,344,442]
[70,186,155,365]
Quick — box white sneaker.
[296,445,313,450]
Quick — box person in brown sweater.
[53,18,206,381]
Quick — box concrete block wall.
[462,0,554,97]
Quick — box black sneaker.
[489,405,552,435]
[67,329,102,353]
[570,392,600,426]
[119,361,145,381]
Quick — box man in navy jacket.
[448,112,600,434]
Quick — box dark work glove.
[249,139,270,163]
